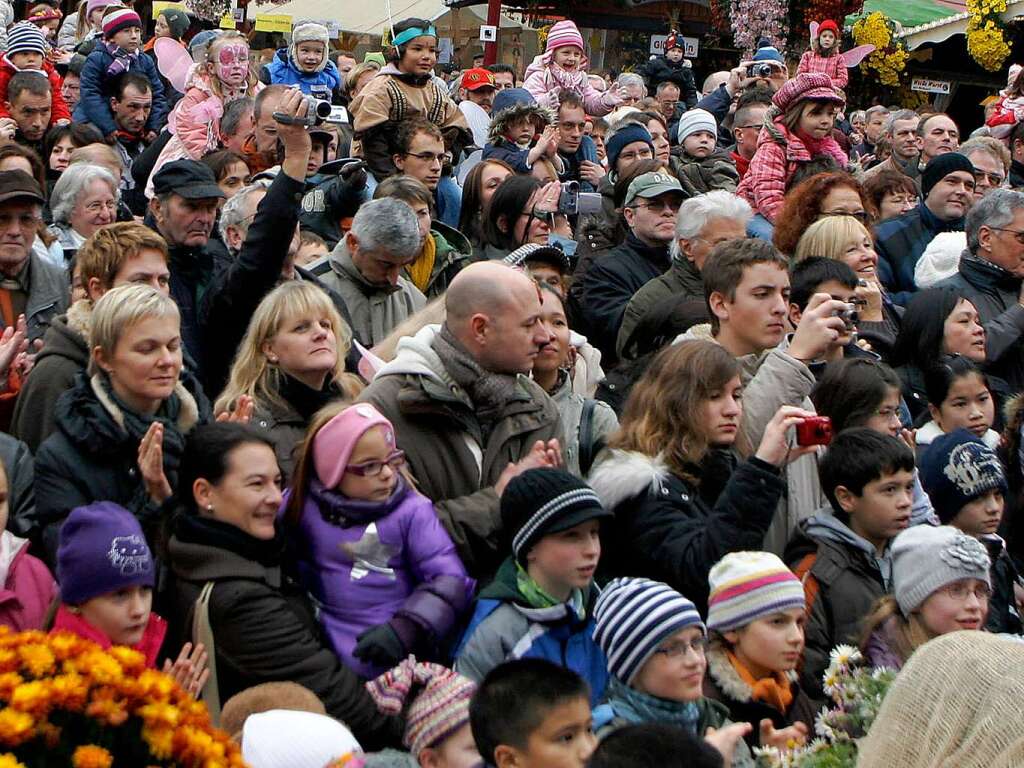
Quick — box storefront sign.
[650,34,699,57]
[254,14,292,33]
[911,78,951,94]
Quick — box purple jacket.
[288,477,475,679]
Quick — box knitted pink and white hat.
[545,20,585,54]
[366,657,476,757]
[706,551,805,632]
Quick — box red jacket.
[736,119,848,222]
[0,55,72,124]
[0,534,56,632]
[51,603,167,667]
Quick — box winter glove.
[353,622,408,668]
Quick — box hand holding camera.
[755,406,823,466]
[788,293,852,362]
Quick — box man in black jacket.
[570,171,684,368]
[937,188,1024,392]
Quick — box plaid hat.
[102,7,141,38]
[772,72,843,113]
[676,108,717,144]
[892,525,991,615]
[461,67,495,91]
[706,551,805,632]
[545,20,585,53]
[366,657,475,756]
[665,29,683,51]
[921,151,975,199]
[152,159,226,199]
[593,577,705,684]
[503,242,570,274]
[624,171,684,207]
[6,23,47,57]
[500,468,611,565]
[817,20,841,38]
[158,8,190,40]
[606,123,654,171]
[57,502,155,605]
[918,429,1007,524]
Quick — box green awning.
[847,0,959,29]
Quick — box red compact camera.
[795,416,833,446]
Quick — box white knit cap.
[677,108,717,144]
[242,710,362,768]
[892,525,991,615]
[706,551,805,632]
[289,20,329,73]
[914,231,965,289]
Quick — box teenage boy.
[918,428,1023,635]
[786,428,916,700]
[470,658,597,768]
[702,239,848,554]
[455,469,611,705]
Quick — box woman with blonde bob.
[216,281,362,479]
[34,284,211,560]
[587,340,817,613]
[793,214,901,352]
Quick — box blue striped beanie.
[593,577,705,684]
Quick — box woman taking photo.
[165,421,402,749]
[479,176,567,261]
[215,281,361,480]
[587,340,816,613]
[34,284,210,562]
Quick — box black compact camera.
[557,181,603,216]
[746,62,777,78]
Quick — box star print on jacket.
[339,522,398,580]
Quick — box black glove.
[353,622,407,667]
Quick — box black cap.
[0,170,44,205]
[152,159,226,200]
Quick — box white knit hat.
[914,231,965,289]
[677,108,717,145]
[242,710,362,768]
[706,551,805,632]
[289,20,329,73]
[892,525,991,615]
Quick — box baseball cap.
[0,170,44,205]
[152,160,226,200]
[461,67,495,91]
[624,172,684,207]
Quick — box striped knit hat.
[593,577,705,684]
[102,7,141,38]
[500,468,612,565]
[366,657,475,756]
[706,551,805,633]
[6,23,47,57]
[545,20,585,53]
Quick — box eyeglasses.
[630,198,681,214]
[734,124,763,130]
[345,450,406,477]
[974,171,1006,186]
[653,637,708,658]
[823,210,869,222]
[617,149,653,164]
[941,582,992,602]
[988,226,1024,245]
[404,151,451,165]
[873,406,901,423]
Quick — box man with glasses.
[959,138,1008,201]
[572,171,684,366]
[391,118,461,227]
[730,99,769,180]
[875,152,976,305]
[554,92,602,192]
[938,188,1024,391]
[0,170,67,344]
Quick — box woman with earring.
[215,281,362,481]
[34,285,211,563]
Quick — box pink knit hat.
[312,403,395,488]
[366,657,476,757]
[545,20,585,54]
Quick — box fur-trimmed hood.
[488,100,555,143]
[704,639,797,705]
[587,448,669,511]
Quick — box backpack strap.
[578,398,599,476]
[193,581,221,726]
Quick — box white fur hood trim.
[706,641,798,704]
[586,448,670,510]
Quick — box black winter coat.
[33,371,210,565]
[588,449,783,615]
[639,56,699,109]
[165,515,403,750]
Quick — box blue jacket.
[73,46,167,136]
[264,49,341,102]
[454,557,608,705]
[875,202,964,306]
[482,136,533,174]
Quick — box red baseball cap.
[461,67,496,91]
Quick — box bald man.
[358,262,563,577]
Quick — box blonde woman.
[793,214,901,353]
[215,281,362,479]
[34,284,211,561]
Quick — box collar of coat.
[89,372,200,435]
[588,448,672,510]
[705,639,797,704]
[331,238,403,296]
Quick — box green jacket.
[617,256,704,360]
[421,221,472,298]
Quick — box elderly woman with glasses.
[48,163,119,262]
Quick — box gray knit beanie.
[892,525,991,615]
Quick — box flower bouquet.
[0,626,244,767]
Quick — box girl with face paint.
[145,33,264,195]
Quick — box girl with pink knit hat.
[284,402,475,681]
[523,20,622,116]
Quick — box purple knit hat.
[57,502,154,605]
[545,20,585,53]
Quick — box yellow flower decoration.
[72,745,113,768]
[0,754,25,768]
[852,12,910,88]
[965,0,1012,69]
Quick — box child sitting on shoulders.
[285,402,474,680]
[796,20,848,88]
[260,21,341,103]
[673,108,739,193]
[366,657,480,768]
[0,23,71,126]
[482,87,558,175]
[455,468,611,705]
[985,64,1024,141]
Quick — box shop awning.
[897,0,1024,48]
[248,0,522,35]
[846,0,1024,48]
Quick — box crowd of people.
[0,2,1020,766]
